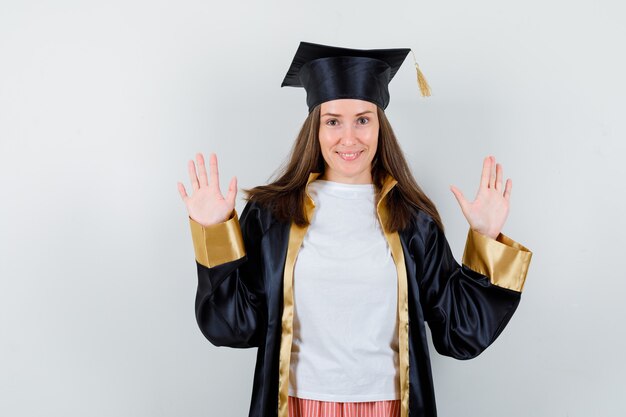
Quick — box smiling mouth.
[336,150,363,161]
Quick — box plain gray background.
[1,0,624,416]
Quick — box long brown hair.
[242,105,444,233]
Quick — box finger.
[495,163,503,191]
[208,152,221,193]
[504,178,512,200]
[480,156,491,190]
[226,176,238,207]
[196,152,209,187]
[188,160,200,191]
[450,185,470,214]
[489,156,496,189]
[177,182,188,201]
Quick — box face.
[318,99,379,184]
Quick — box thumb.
[226,176,238,208]
[450,185,470,214]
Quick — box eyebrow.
[321,110,375,117]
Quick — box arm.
[178,152,265,348]
[189,200,267,349]
[417,217,532,359]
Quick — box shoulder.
[403,207,439,233]
[240,197,284,235]
[401,208,444,248]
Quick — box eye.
[357,117,369,125]
[326,119,338,126]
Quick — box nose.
[339,124,357,145]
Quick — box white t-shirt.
[288,179,400,402]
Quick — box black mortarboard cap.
[281,41,430,113]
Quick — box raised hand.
[177,152,238,227]
[449,156,512,239]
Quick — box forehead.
[320,99,377,115]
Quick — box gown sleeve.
[188,200,266,349]
[416,215,532,359]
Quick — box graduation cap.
[281,41,431,113]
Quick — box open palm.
[450,156,512,240]
[177,152,237,227]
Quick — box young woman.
[177,42,532,417]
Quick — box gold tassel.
[411,50,431,97]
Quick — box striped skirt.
[288,395,401,417]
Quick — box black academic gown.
[188,172,532,417]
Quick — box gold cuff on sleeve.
[189,210,246,268]
[462,228,533,292]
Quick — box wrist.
[471,227,500,240]
[189,210,234,227]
